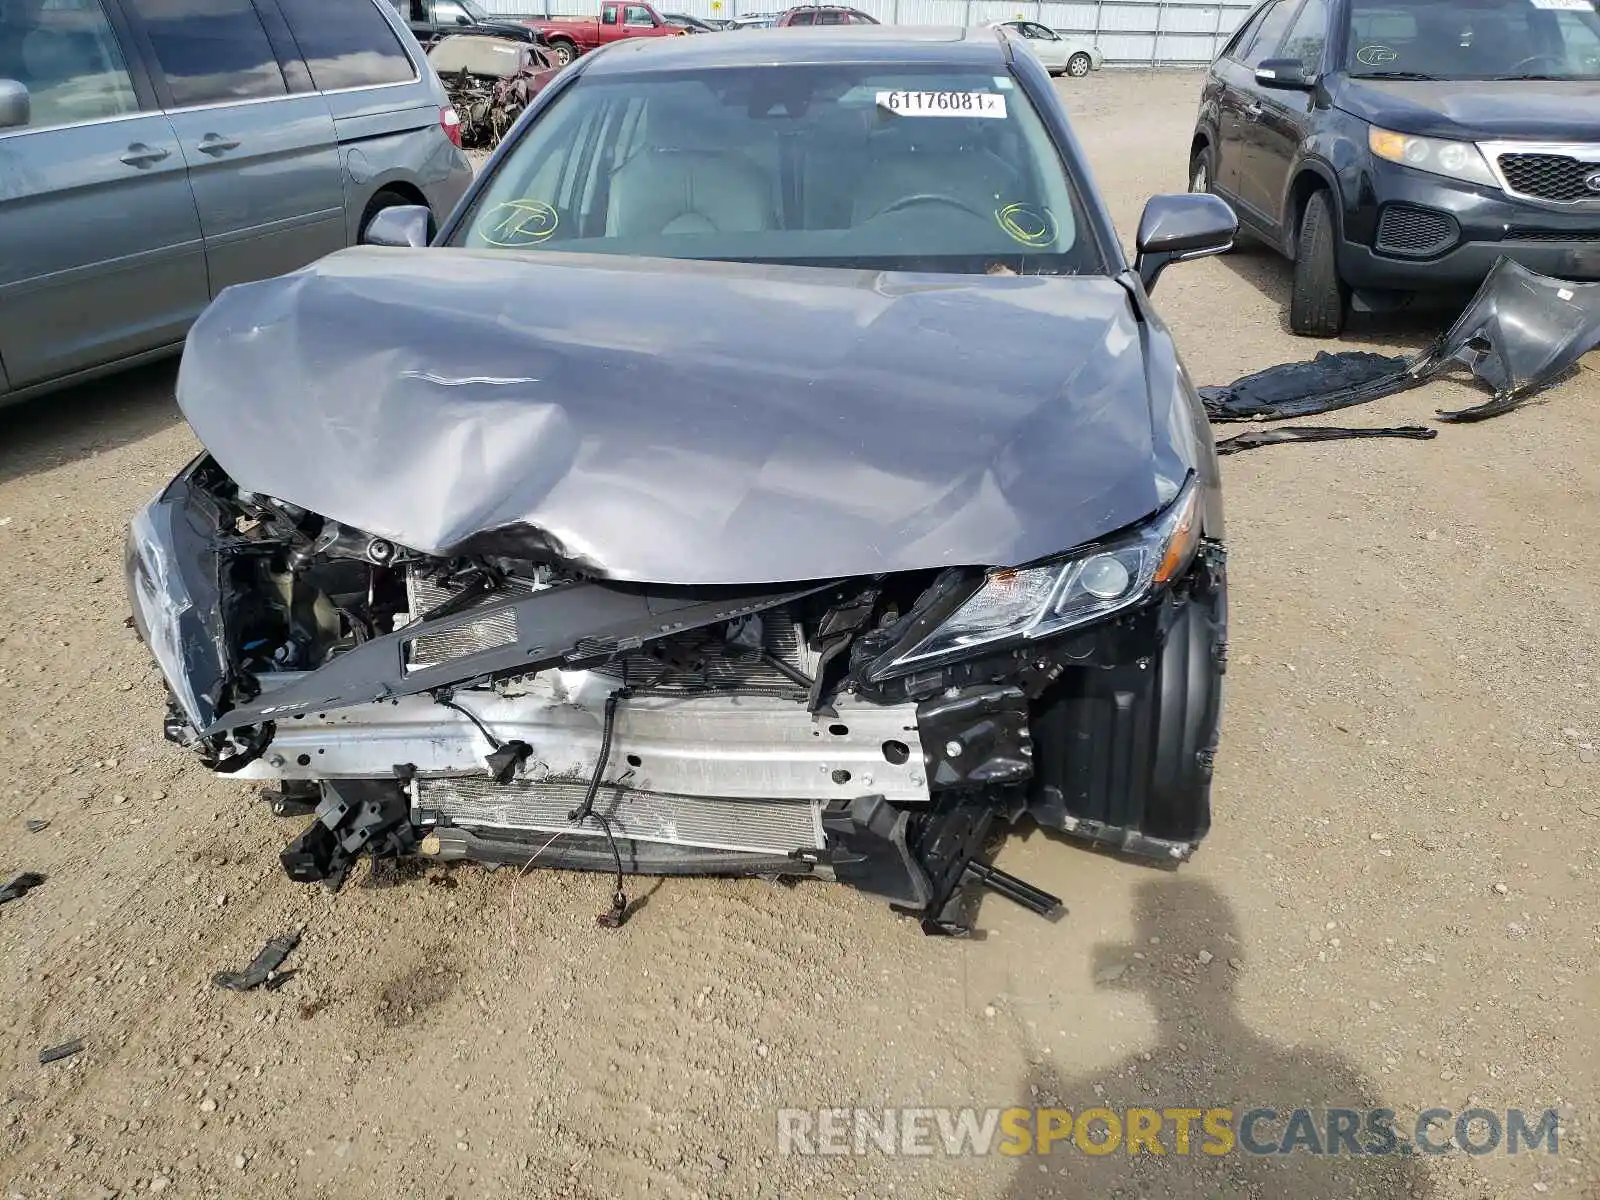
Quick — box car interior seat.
[606,96,777,236]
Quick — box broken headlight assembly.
[870,479,1202,679]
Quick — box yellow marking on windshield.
[482,200,559,247]
[996,203,1057,247]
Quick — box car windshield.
[452,63,1102,275]
[1347,0,1600,79]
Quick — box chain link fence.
[477,0,1253,66]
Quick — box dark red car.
[773,5,879,25]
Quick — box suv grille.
[1374,204,1459,257]
[1499,152,1600,203]
[1507,227,1600,243]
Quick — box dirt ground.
[2,69,1597,1200]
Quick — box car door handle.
[197,133,241,155]
[119,142,171,168]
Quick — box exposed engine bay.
[130,456,1227,934]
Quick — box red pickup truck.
[524,1,686,65]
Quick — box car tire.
[1188,144,1214,195]
[1290,189,1348,338]
[549,39,576,66]
[1066,52,1092,77]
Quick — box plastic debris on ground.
[1201,258,1600,450]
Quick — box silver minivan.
[0,0,475,405]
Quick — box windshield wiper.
[1354,70,1441,80]
[1486,73,1574,81]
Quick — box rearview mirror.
[362,204,434,248]
[1255,57,1314,90]
[1133,193,1238,292]
[0,79,30,131]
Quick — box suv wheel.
[1189,145,1214,194]
[1290,189,1348,338]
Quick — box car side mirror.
[1133,193,1238,292]
[1255,57,1314,90]
[0,79,30,130]
[362,204,434,248]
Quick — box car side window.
[816,9,843,23]
[0,0,140,130]
[1220,2,1270,61]
[1033,23,1060,40]
[434,1,471,24]
[787,9,813,22]
[123,0,288,106]
[1279,0,1329,73]
[624,4,654,24]
[275,0,416,91]
[1239,0,1297,67]
[601,5,618,23]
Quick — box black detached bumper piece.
[1338,160,1600,291]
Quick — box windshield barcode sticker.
[875,91,1008,118]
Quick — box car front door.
[1240,0,1325,232]
[621,4,660,35]
[120,0,346,298]
[1021,22,1069,71]
[1213,0,1297,221]
[0,0,209,390]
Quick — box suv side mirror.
[0,79,30,130]
[1133,193,1238,292]
[362,204,434,248]
[1255,57,1314,90]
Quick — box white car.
[986,20,1103,77]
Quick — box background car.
[987,20,1102,77]
[0,0,473,408]
[774,5,879,25]
[1191,0,1600,337]
[523,0,683,66]
[662,11,720,31]
[391,0,548,49]
[725,12,778,27]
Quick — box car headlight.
[1368,126,1498,189]
[126,505,206,730]
[873,479,1203,678]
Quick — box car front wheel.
[1066,52,1092,77]
[549,39,576,65]
[1189,145,1213,194]
[1290,189,1348,338]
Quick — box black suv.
[1192,0,1600,336]
[391,0,544,48]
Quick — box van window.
[0,0,140,129]
[275,0,416,90]
[124,0,288,106]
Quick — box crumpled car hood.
[177,247,1167,585]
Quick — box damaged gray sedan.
[128,28,1236,933]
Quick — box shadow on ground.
[0,361,182,489]
[1216,241,1464,353]
[1001,877,1436,1200]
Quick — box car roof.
[580,25,1009,73]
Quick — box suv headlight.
[1369,126,1498,189]
[872,479,1203,678]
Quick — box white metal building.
[475,0,1256,66]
